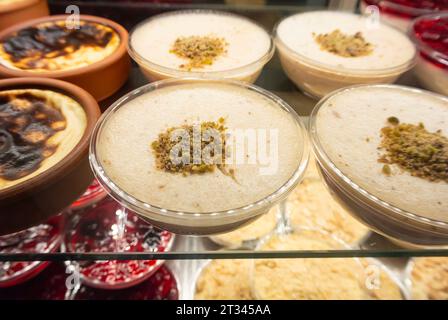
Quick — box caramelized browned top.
[1,21,114,70]
[0,92,66,181]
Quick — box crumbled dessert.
[170,35,228,70]
[313,29,373,57]
[378,118,448,182]
[288,160,369,244]
[360,259,403,300]
[195,259,253,300]
[253,232,369,300]
[210,209,277,247]
[410,257,448,300]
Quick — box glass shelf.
[1,0,445,260]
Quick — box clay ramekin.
[0,0,49,32]
[0,77,100,235]
[0,15,131,101]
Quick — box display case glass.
[0,0,447,300]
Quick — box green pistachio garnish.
[313,29,373,57]
[170,35,228,70]
[151,118,235,179]
[378,119,448,182]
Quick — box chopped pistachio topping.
[169,35,228,70]
[378,118,448,182]
[313,29,373,57]
[151,118,232,177]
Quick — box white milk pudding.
[310,84,448,246]
[315,85,447,221]
[91,80,308,235]
[274,11,416,98]
[128,10,273,83]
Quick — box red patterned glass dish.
[74,265,179,300]
[70,179,107,210]
[0,263,179,300]
[65,196,174,289]
[0,216,61,288]
[409,12,448,95]
[0,262,67,299]
[361,0,448,31]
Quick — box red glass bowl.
[0,262,67,300]
[409,12,448,69]
[70,179,107,210]
[409,12,448,95]
[74,265,179,300]
[363,0,448,18]
[0,215,61,288]
[65,196,174,289]
[361,0,448,32]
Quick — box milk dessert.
[0,89,87,191]
[128,10,273,83]
[275,11,416,98]
[315,86,448,219]
[91,80,307,234]
[310,85,448,246]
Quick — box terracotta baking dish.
[0,77,100,235]
[0,15,131,101]
[0,0,49,32]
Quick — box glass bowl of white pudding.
[409,12,448,96]
[310,84,448,247]
[90,79,309,235]
[274,11,416,99]
[127,10,274,83]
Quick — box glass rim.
[273,11,417,76]
[363,0,448,16]
[127,9,275,79]
[309,83,448,231]
[408,12,448,67]
[89,78,309,220]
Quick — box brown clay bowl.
[0,0,49,32]
[0,15,131,101]
[0,77,100,235]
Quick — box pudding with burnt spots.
[0,20,120,72]
[0,89,87,190]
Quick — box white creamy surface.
[98,83,303,213]
[316,86,448,221]
[131,12,271,72]
[277,11,416,71]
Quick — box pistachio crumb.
[387,116,399,125]
[150,118,229,176]
[382,164,392,176]
[170,35,228,70]
[378,119,448,182]
[313,29,373,57]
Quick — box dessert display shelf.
[0,1,448,300]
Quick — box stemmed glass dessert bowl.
[309,84,448,247]
[89,78,309,235]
